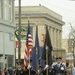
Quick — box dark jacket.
[24,68,37,75]
[53,64,67,75]
[15,69,24,75]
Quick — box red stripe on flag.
[24,21,33,69]
[24,44,28,68]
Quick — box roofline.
[15,11,65,25]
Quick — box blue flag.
[32,25,40,71]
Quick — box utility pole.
[18,0,21,63]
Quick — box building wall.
[15,6,65,59]
[62,39,73,66]
[62,39,68,53]
[0,0,15,70]
[62,39,73,53]
[0,0,1,18]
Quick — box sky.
[15,0,75,39]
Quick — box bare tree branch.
[68,22,75,31]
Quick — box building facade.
[0,0,15,70]
[62,39,73,66]
[15,6,65,61]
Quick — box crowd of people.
[0,56,74,75]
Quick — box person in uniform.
[38,65,44,75]
[51,57,57,75]
[53,57,67,75]
[15,63,25,75]
[25,59,37,75]
[42,64,51,75]
[0,67,1,75]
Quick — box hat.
[56,57,61,60]
[56,57,59,60]
[59,57,62,59]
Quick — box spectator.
[0,67,1,75]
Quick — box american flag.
[24,20,33,69]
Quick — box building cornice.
[15,11,65,25]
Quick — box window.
[4,0,12,20]
[0,0,1,18]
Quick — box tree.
[68,21,75,67]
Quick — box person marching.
[25,59,37,75]
[38,65,44,75]
[53,57,67,75]
[15,63,25,75]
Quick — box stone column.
[52,28,55,47]
[58,30,59,48]
[54,28,56,47]
[56,29,58,47]
[59,30,62,48]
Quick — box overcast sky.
[15,0,75,39]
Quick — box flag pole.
[29,52,31,75]
[36,24,40,73]
[28,18,30,75]
[46,46,48,75]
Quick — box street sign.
[66,53,73,60]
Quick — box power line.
[37,0,75,13]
